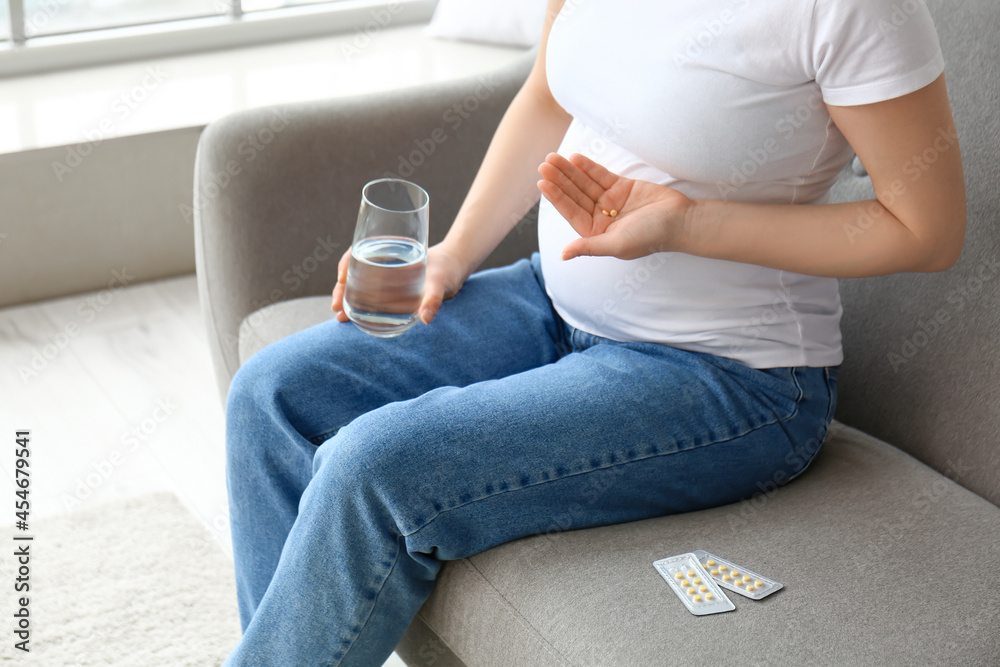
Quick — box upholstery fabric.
[826,0,1000,507]
[399,422,1000,666]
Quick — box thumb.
[418,278,446,325]
[561,234,619,261]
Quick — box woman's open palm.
[537,152,692,261]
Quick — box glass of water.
[343,178,429,338]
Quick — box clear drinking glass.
[343,178,429,338]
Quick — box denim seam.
[781,366,805,424]
[306,427,340,446]
[402,410,796,538]
[783,368,837,484]
[333,535,404,667]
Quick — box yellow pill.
[746,585,755,592]
[722,574,731,581]
[699,585,707,592]
[735,580,744,587]
[718,565,727,572]
[610,210,618,217]
[755,580,764,587]
[675,572,683,580]
[743,575,751,582]
[693,578,702,585]
[682,580,690,587]
[707,559,716,567]
[706,593,714,601]
[693,595,701,602]
[731,570,739,577]
[710,569,719,576]
[687,570,696,577]
[602,210,609,216]
[687,587,696,595]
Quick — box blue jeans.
[222,254,838,666]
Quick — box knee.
[312,407,438,533]
[225,335,322,428]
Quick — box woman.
[223,0,964,664]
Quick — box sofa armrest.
[194,52,537,403]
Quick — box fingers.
[537,161,594,213]
[540,152,606,205]
[566,153,619,190]
[538,179,599,236]
[331,247,352,322]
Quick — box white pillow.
[423,0,548,48]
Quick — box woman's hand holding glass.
[537,152,693,261]
[332,242,468,327]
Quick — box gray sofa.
[194,1,999,664]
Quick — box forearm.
[681,197,959,278]
[441,84,572,277]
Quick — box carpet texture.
[0,492,241,666]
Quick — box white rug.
[0,492,241,666]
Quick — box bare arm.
[540,74,966,277]
[333,0,572,323]
[683,75,966,276]
[436,0,572,278]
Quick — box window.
[1,1,11,41]
[243,0,332,10]
[0,1,433,78]
[21,0,223,38]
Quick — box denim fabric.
[222,254,838,666]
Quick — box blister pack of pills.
[692,550,783,600]
[652,553,735,616]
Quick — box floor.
[0,273,407,666]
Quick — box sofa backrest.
[828,0,1000,506]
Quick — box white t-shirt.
[540,0,944,368]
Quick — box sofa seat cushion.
[404,422,1000,666]
[239,298,1000,666]
[237,296,337,365]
